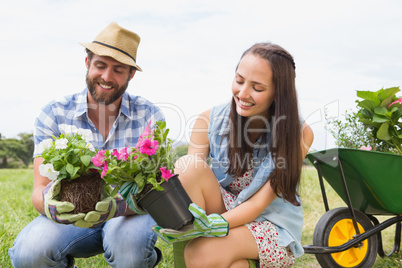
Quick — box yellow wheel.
[328,219,367,267]
[313,208,378,268]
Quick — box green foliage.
[356,86,402,154]
[1,168,401,267]
[98,121,176,198]
[0,133,34,168]
[37,132,97,181]
[326,87,402,154]
[326,110,374,149]
[17,133,34,166]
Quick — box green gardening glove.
[43,180,86,224]
[73,184,127,228]
[120,181,147,215]
[152,203,229,243]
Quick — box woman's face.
[231,53,275,119]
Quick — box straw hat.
[80,22,142,71]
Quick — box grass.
[1,168,401,267]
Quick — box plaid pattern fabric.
[33,88,165,156]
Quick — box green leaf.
[66,163,74,175]
[80,155,92,166]
[356,100,376,112]
[357,109,372,119]
[380,95,394,108]
[356,90,380,105]
[134,173,145,188]
[50,155,62,162]
[71,167,80,179]
[373,106,388,116]
[372,114,389,123]
[378,87,400,102]
[377,122,391,141]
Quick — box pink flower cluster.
[91,121,174,181]
[135,122,159,155]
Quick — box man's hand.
[43,180,85,224]
[152,203,229,243]
[73,184,127,228]
[120,181,147,215]
[43,181,127,228]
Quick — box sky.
[1,0,402,152]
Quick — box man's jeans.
[9,214,158,268]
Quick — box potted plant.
[37,126,103,214]
[91,121,193,230]
[326,86,402,154]
[356,86,402,154]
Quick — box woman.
[160,42,314,267]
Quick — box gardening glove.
[73,184,127,229]
[152,203,229,243]
[43,180,86,224]
[120,181,147,215]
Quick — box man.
[9,22,164,268]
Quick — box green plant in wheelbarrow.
[91,121,196,230]
[37,126,121,228]
[356,86,402,154]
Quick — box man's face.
[85,54,135,105]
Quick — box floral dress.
[220,165,295,268]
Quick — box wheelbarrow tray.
[307,148,402,215]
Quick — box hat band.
[92,41,136,63]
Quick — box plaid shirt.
[33,88,165,156]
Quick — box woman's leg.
[9,215,103,268]
[184,225,258,268]
[174,155,225,214]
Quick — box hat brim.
[80,42,142,72]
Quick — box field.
[1,168,401,267]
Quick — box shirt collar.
[73,88,132,119]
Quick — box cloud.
[1,0,402,151]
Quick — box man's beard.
[86,72,130,105]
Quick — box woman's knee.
[174,155,210,175]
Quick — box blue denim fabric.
[9,215,158,268]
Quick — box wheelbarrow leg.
[370,215,401,257]
[337,157,361,237]
[392,221,401,255]
[313,160,330,212]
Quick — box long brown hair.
[225,42,302,205]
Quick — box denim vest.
[208,103,304,257]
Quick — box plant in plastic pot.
[37,126,103,214]
[92,121,193,230]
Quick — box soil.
[59,172,103,214]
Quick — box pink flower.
[160,166,174,181]
[120,147,129,161]
[142,122,152,138]
[91,150,107,167]
[139,139,159,155]
[360,146,372,151]
[112,149,119,158]
[388,98,402,108]
[136,122,153,148]
[112,147,129,161]
[101,162,108,178]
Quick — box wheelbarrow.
[305,148,402,267]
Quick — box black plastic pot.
[138,175,194,230]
